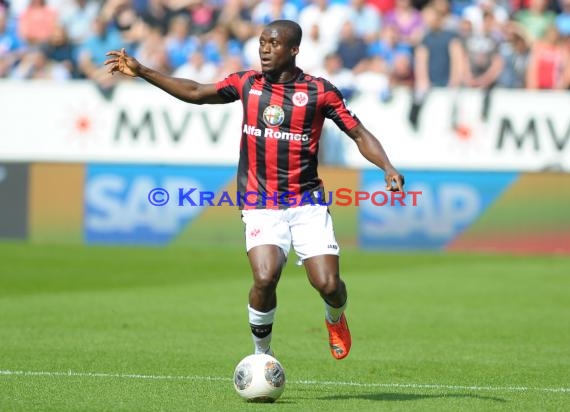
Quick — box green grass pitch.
[0,242,569,411]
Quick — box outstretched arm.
[104,48,226,105]
[347,123,405,191]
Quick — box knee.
[253,269,280,292]
[313,273,342,297]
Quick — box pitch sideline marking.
[0,369,568,394]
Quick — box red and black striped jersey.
[215,68,359,209]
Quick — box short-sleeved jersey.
[215,69,360,209]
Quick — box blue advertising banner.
[85,164,236,245]
[358,170,519,250]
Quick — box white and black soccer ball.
[233,354,286,402]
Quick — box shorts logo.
[263,105,285,127]
[250,228,261,238]
[292,92,308,107]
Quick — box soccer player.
[105,20,404,360]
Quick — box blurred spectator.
[10,47,71,79]
[217,0,256,42]
[202,24,242,65]
[348,0,382,42]
[336,20,369,69]
[2,0,569,100]
[556,0,570,36]
[383,0,424,46]
[137,0,173,34]
[17,0,58,46]
[110,3,146,47]
[462,0,508,34]
[187,0,218,35]
[497,21,531,87]
[9,0,32,18]
[367,0,396,14]
[214,53,243,78]
[462,11,503,119]
[353,55,391,96]
[450,0,474,16]
[173,48,217,82]
[251,0,299,26]
[0,7,24,77]
[297,23,327,72]
[42,24,75,76]
[462,12,503,89]
[391,49,414,86]
[164,14,199,70]
[514,0,557,40]
[430,0,460,31]
[411,6,463,128]
[314,52,356,98]
[99,0,129,23]
[511,0,561,14]
[526,24,570,88]
[415,6,463,90]
[299,0,351,55]
[134,23,170,72]
[59,0,99,47]
[77,16,124,91]
[367,24,414,75]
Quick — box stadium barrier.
[0,82,568,253]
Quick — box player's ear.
[291,46,299,57]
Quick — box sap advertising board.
[85,165,235,244]
[359,170,518,250]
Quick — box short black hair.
[266,20,302,47]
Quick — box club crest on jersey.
[263,105,285,127]
[292,92,308,107]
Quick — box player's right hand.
[104,48,140,77]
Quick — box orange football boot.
[325,313,351,360]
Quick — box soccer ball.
[233,354,286,402]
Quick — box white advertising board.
[0,81,568,171]
[0,81,242,164]
[346,88,570,171]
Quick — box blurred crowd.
[1,0,570,94]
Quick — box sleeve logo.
[343,98,356,117]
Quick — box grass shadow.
[320,392,507,403]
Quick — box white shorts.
[241,205,340,262]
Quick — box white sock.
[248,305,276,354]
[324,299,347,323]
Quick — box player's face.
[258,28,298,74]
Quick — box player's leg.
[304,255,351,360]
[247,245,286,355]
[242,209,291,355]
[303,254,347,318]
[289,205,351,359]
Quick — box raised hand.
[104,48,141,78]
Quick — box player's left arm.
[347,124,405,192]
